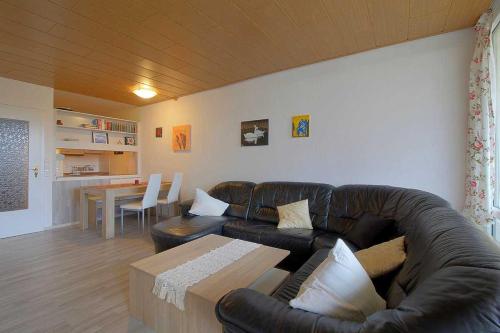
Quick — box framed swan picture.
[241,119,268,146]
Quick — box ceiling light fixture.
[133,87,157,99]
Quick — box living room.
[0,1,499,332]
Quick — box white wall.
[139,29,473,209]
[54,90,138,120]
[0,77,54,233]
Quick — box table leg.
[80,190,89,230]
[102,191,116,239]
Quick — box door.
[0,105,45,238]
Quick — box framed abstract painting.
[172,125,191,152]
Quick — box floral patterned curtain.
[464,9,496,226]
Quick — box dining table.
[80,181,172,239]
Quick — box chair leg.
[95,208,100,234]
[120,209,124,235]
[137,211,140,231]
[148,208,151,230]
[141,210,145,234]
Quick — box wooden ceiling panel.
[1,17,92,56]
[0,0,491,105]
[320,0,376,54]
[229,0,316,65]
[410,0,452,18]
[69,1,175,52]
[366,0,410,47]
[409,12,449,40]
[445,0,491,31]
[0,1,55,32]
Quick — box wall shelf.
[56,140,139,152]
[54,109,141,181]
[56,125,137,135]
[54,109,139,151]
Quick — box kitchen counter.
[52,174,142,226]
[55,174,140,182]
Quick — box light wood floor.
[0,218,159,333]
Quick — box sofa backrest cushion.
[327,185,500,332]
[208,181,256,219]
[327,185,450,236]
[363,207,500,332]
[248,182,334,230]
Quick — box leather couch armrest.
[215,289,361,333]
[179,199,194,216]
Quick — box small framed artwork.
[292,114,310,137]
[92,131,108,144]
[241,119,269,146]
[155,127,163,138]
[124,137,136,145]
[172,125,191,152]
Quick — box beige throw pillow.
[277,199,313,229]
[355,236,406,278]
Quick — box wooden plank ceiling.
[0,0,491,106]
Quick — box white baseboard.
[45,221,80,230]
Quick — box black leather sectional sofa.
[151,181,500,333]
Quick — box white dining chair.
[157,172,183,219]
[120,173,162,234]
[90,178,142,232]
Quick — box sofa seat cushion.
[151,215,237,253]
[312,232,359,252]
[223,220,323,256]
[273,249,329,303]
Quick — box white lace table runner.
[152,239,261,310]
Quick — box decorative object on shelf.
[117,138,124,145]
[156,127,163,138]
[56,119,63,126]
[91,118,104,130]
[172,125,191,152]
[92,131,108,144]
[124,137,136,145]
[292,114,310,138]
[241,119,268,146]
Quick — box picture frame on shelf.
[92,131,108,144]
[124,136,136,145]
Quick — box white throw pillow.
[188,188,229,216]
[277,199,313,229]
[289,239,386,322]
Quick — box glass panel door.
[0,118,29,212]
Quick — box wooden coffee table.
[129,234,290,333]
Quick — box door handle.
[30,167,39,178]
